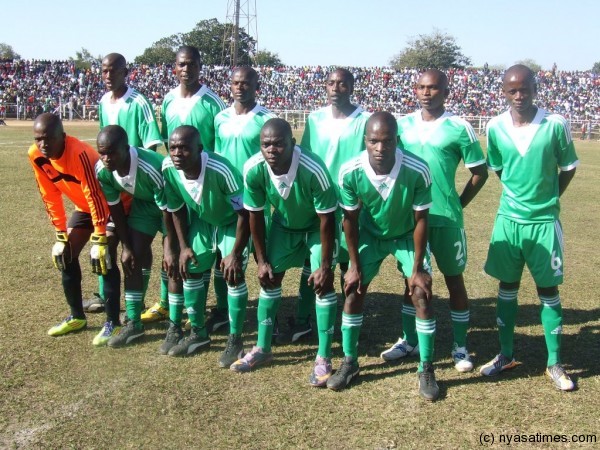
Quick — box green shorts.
[355,230,432,286]
[267,221,339,274]
[187,216,249,274]
[484,215,564,287]
[128,199,164,237]
[428,226,467,276]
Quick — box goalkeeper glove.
[51,231,71,271]
[90,233,111,275]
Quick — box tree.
[0,43,21,60]
[515,58,542,72]
[254,50,283,66]
[135,35,182,65]
[69,48,101,70]
[389,30,471,69]
[592,61,600,74]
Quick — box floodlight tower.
[223,0,258,66]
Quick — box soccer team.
[28,46,579,402]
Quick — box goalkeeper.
[28,113,121,345]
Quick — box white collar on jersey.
[178,151,209,205]
[266,146,301,200]
[414,110,452,144]
[112,146,138,195]
[500,107,546,157]
[221,103,264,137]
[103,87,134,125]
[173,84,208,99]
[361,148,403,201]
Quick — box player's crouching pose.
[231,118,339,388]
[334,112,439,401]
[162,125,251,364]
[28,113,121,344]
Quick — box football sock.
[450,308,469,348]
[315,291,337,358]
[256,287,282,352]
[416,317,436,371]
[62,260,85,319]
[159,270,169,310]
[497,288,518,359]
[168,292,185,326]
[341,312,363,359]
[183,278,206,331]
[125,290,143,326]
[540,293,562,366]
[297,265,314,325]
[228,282,249,336]
[213,269,228,311]
[401,304,418,347]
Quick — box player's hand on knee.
[257,262,275,289]
[308,267,334,296]
[408,270,432,301]
[89,233,111,275]
[221,253,244,286]
[344,266,363,296]
[51,231,71,271]
[120,246,135,277]
[178,247,197,281]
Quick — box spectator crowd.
[1,59,599,120]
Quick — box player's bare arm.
[460,163,488,208]
[409,209,432,300]
[558,168,576,197]
[172,207,196,280]
[342,208,362,296]
[221,208,250,285]
[308,211,335,296]
[249,209,275,288]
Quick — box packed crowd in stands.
[1,59,599,120]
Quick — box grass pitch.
[0,121,599,449]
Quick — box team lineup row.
[29,45,578,402]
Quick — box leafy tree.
[135,35,182,65]
[254,50,283,66]
[69,48,101,70]
[0,43,21,60]
[592,61,600,74]
[389,30,471,69]
[515,58,542,72]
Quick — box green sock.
[168,292,184,325]
[159,270,169,310]
[315,292,337,358]
[213,269,228,311]
[540,293,562,366]
[183,278,206,332]
[415,317,436,371]
[125,290,143,326]
[256,287,282,352]
[141,268,151,303]
[228,282,248,335]
[202,271,211,304]
[497,288,518,359]
[98,276,105,300]
[401,304,418,347]
[450,309,469,348]
[341,312,363,359]
[297,265,314,324]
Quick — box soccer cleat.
[326,356,360,391]
[159,322,184,355]
[230,346,273,373]
[218,334,245,368]
[82,293,105,313]
[92,321,121,347]
[308,356,333,387]
[380,338,419,361]
[47,315,87,336]
[546,364,575,391]
[417,362,440,401]
[205,308,230,333]
[141,303,169,323]
[479,353,517,376]
[451,345,474,373]
[107,321,144,348]
[168,327,211,357]
[275,317,313,345]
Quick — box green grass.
[1,121,599,449]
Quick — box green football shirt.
[243,146,338,232]
[397,110,485,227]
[160,84,226,151]
[99,87,163,150]
[339,149,432,240]
[95,146,166,209]
[214,104,276,173]
[486,108,579,223]
[162,151,242,228]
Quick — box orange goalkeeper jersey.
[28,135,110,235]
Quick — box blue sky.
[2,0,598,70]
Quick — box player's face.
[503,75,536,114]
[34,125,65,159]
[169,133,200,172]
[175,52,201,88]
[97,142,127,173]
[260,127,295,174]
[326,71,352,107]
[231,71,257,104]
[415,73,447,111]
[365,121,397,175]
[102,60,127,92]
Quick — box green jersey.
[397,110,485,227]
[243,146,338,232]
[339,149,432,240]
[99,87,162,150]
[162,151,242,227]
[214,104,276,173]
[486,108,579,223]
[95,146,166,209]
[301,105,370,189]
[160,84,226,151]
